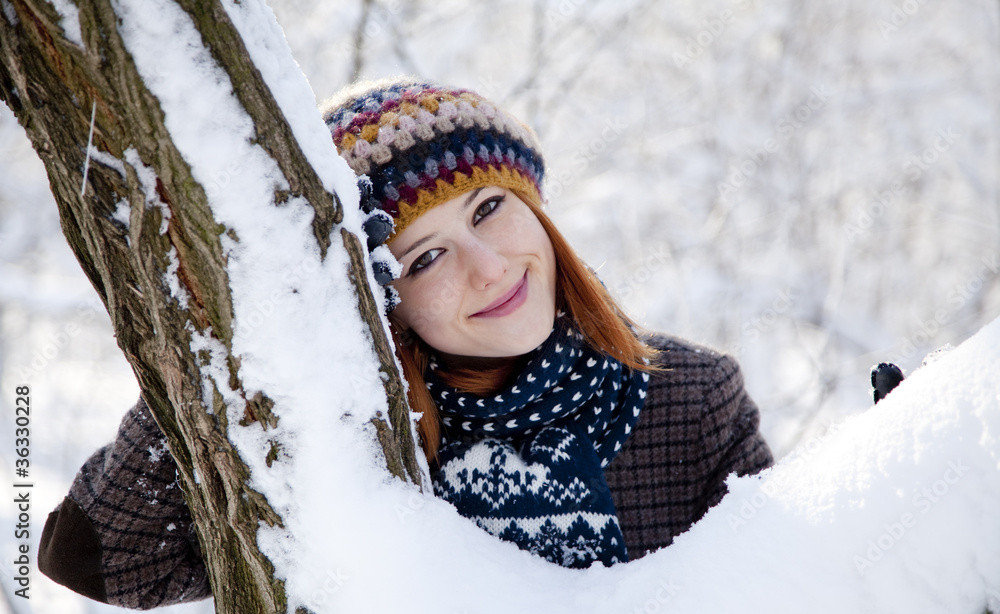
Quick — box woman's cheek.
[395,279,461,335]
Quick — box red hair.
[390,190,659,462]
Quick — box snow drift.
[268,314,1000,614]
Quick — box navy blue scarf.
[428,317,649,568]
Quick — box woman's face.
[388,187,557,359]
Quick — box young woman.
[38,78,773,608]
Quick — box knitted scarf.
[428,317,649,568]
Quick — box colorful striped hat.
[321,77,546,239]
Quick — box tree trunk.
[0,1,421,612]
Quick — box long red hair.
[389,190,659,462]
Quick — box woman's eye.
[408,248,443,276]
[472,195,504,224]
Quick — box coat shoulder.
[605,332,772,559]
[641,333,749,436]
[617,332,746,473]
[643,332,729,370]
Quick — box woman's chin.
[480,317,555,357]
[424,302,555,360]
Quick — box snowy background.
[1,0,999,611]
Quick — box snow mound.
[626,313,1000,613]
[275,316,1000,614]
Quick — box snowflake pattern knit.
[428,317,649,568]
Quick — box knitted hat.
[321,77,546,239]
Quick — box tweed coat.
[38,334,773,609]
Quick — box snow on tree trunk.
[0,1,421,612]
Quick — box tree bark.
[0,1,421,612]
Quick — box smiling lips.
[471,272,528,318]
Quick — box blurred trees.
[270,0,1000,453]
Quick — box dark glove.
[357,175,400,311]
[871,362,904,404]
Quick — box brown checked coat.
[38,335,773,609]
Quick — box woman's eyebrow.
[400,233,437,259]
[462,187,485,210]
[399,188,489,258]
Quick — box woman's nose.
[463,239,507,289]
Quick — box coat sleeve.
[696,352,774,511]
[38,397,212,609]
